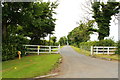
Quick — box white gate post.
[96,47,98,54]
[49,46,51,53]
[25,46,26,55]
[91,46,93,55]
[58,44,60,54]
[107,47,109,55]
[37,46,40,55]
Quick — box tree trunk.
[2,24,7,42]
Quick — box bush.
[79,39,116,51]
[96,39,116,46]
[2,35,29,61]
[2,43,17,61]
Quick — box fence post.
[108,47,109,55]
[25,46,26,55]
[58,44,60,54]
[91,46,93,55]
[37,46,40,55]
[96,47,98,54]
[49,46,51,53]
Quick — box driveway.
[54,46,118,78]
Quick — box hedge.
[2,35,29,61]
[79,39,116,51]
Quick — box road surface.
[55,46,118,78]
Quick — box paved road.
[55,46,118,78]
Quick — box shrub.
[79,39,116,51]
[96,39,116,46]
[2,35,29,61]
[2,43,17,61]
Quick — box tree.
[92,1,120,40]
[67,20,96,46]
[2,1,58,44]
[2,2,34,41]
[50,36,57,45]
[24,2,58,44]
[2,1,58,60]
[59,36,67,46]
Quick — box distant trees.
[2,1,58,61]
[58,36,67,46]
[67,20,96,46]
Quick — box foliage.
[58,36,67,46]
[2,1,58,61]
[2,35,29,61]
[79,39,116,51]
[50,36,57,45]
[67,20,96,46]
[2,2,58,43]
[2,54,61,78]
[92,1,120,40]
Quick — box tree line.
[59,1,120,47]
[58,1,120,54]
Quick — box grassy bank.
[2,54,61,78]
[71,46,120,61]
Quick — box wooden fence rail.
[91,46,117,55]
[24,45,60,55]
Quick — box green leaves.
[2,1,58,60]
[59,36,67,46]
[92,1,120,40]
[67,20,95,46]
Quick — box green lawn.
[51,46,64,52]
[2,54,61,78]
[71,46,90,56]
[71,46,120,61]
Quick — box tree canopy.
[2,1,58,44]
[92,1,120,40]
[58,36,67,46]
[2,1,58,61]
[67,20,96,46]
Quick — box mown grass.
[51,46,64,52]
[71,46,90,56]
[71,46,120,61]
[2,54,61,78]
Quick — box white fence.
[91,46,117,55]
[24,45,60,55]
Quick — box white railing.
[24,45,60,55]
[91,46,117,55]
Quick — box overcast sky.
[45,0,119,41]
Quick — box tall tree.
[2,1,58,44]
[92,1,120,40]
[2,1,58,60]
[2,2,34,41]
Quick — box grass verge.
[71,46,120,61]
[2,54,61,78]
